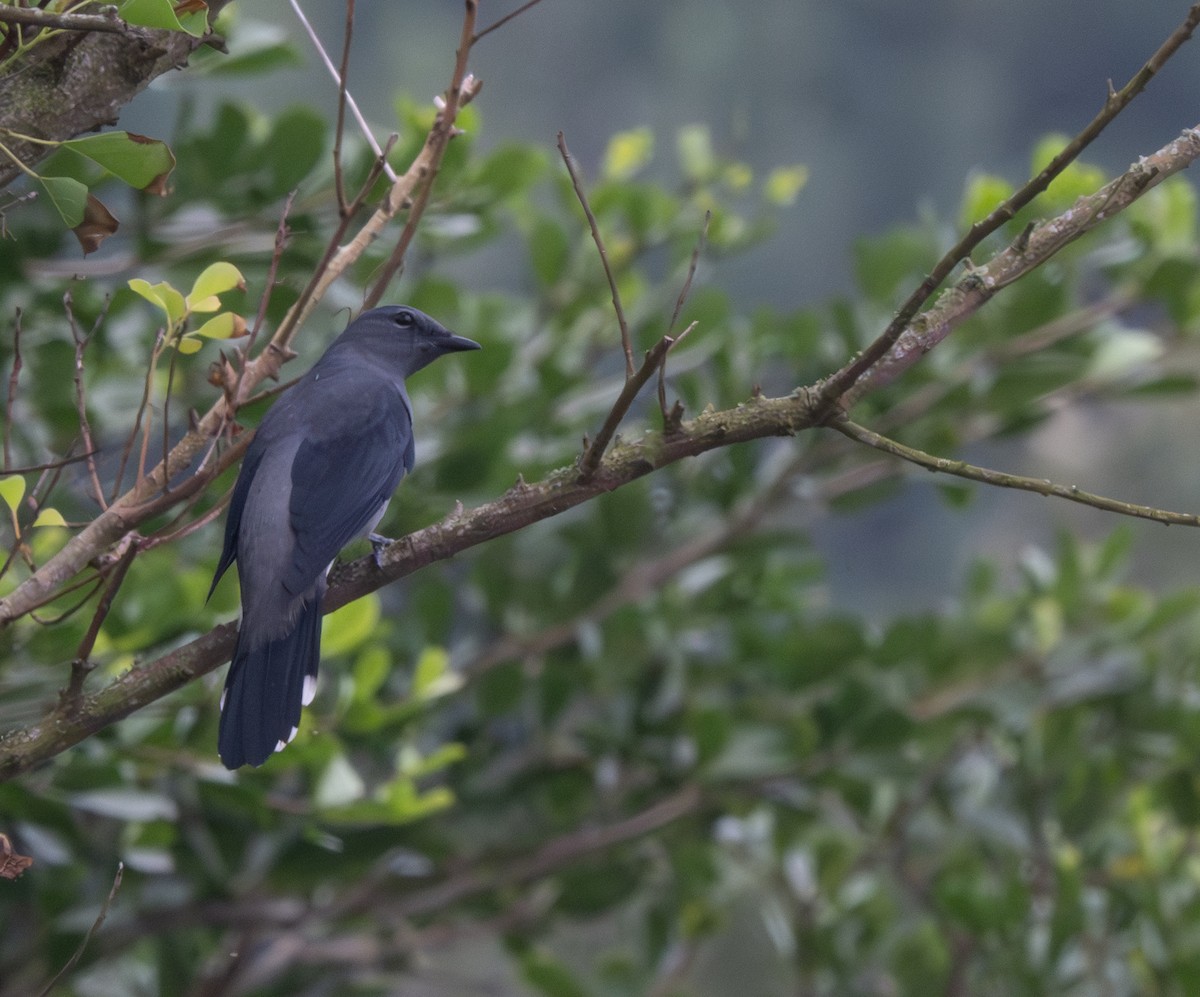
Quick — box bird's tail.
[218,599,322,769]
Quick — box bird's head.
[336,305,480,376]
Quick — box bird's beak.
[445,333,482,352]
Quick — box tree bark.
[0,3,231,189]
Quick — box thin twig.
[579,336,674,479]
[657,212,710,424]
[4,308,21,471]
[657,321,696,431]
[36,863,124,997]
[161,346,181,496]
[362,4,481,306]
[557,130,634,378]
[113,333,161,502]
[140,487,231,551]
[472,0,547,43]
[61,540,139,712]
[333,0,356,213]
[814,2,1200,417]
[289,0,397,185]
[0,6,128,34]
[831,417,1200,526]
[667,211,710,335]
[65,294,108,509]
[28,576,103,628]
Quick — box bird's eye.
[392,310,415,328]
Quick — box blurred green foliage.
[1,14,1200,997]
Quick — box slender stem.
[557,131,634,378]
[0,5,127,34]
[4,308,21,472]
[289,0,397,185]
[830,417,1200,526]
[473,0,548,43]
[35,864,125,997]
[579,336,674,478]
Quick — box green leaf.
[187,262,245,307]
[521,950,592,997]
[199,27,301,76]
[62,132,176,193]
[411,646,462,700]
[603,127,654,181]
[35,175,88,227]
[175,335,204,355]
[0,475,24,512]
[128,280,187,325]
[265,106,327,193]
[119,0,205,37]
[764,165,808,206]
[960,172,1014,229]
[529,216,570,287]
[322,594,381,658]
[193,313,247,340]
[677,124,715,181]
[315,754,366,808]
[31,508,66,528]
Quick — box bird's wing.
[282,382,412,596]
[208,439,268,598]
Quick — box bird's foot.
[368,532,394,569]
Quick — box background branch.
[831,417,1200,526]
[814,2,1200,416]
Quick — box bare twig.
[830,417,1200,526]
[4,309,20,471]
[362,6,481,306]
[289,0,397,191]
[472,0,548,43]
[558,131,634,377]
[61,540,139,713]
[656,321,696,431]
[815,2,1200,417]
[667,211,710,335]
[579,335,675,478]
[65,294,108,509]
[36,863,124,997]
[0,6,128,34]
[657,213,710,426]
[334,0,356,213]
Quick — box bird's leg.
[368,532,394,569]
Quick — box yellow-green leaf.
[128,278,186,324]
[175,335,204,355]
[0,475,24,512]
[677,124,715,181]
[764,165,809,206]
[194,312,248,340]
[187,262,245,309]
[32,508,67,528]
[411,646,463,700]
[603,127,654,181]
[322,594,381,657]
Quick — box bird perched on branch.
[209,305,480,769]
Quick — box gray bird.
[209,305,480,769]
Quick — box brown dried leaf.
[72,195,119,255]
[0,832,32,880]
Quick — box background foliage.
[2,4,1200,996]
